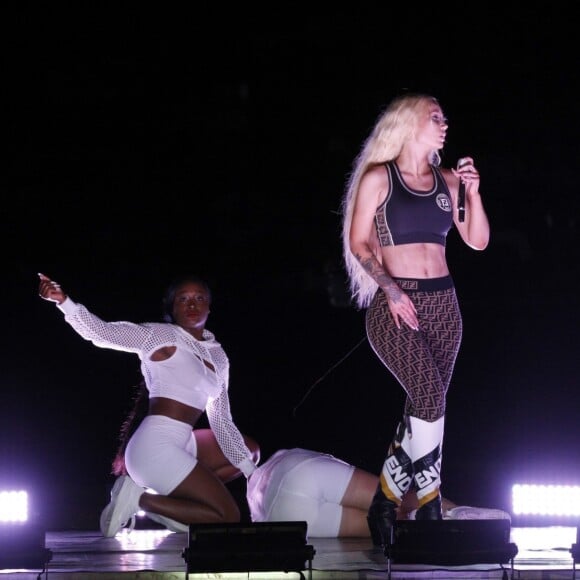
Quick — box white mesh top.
[57,297,257,477]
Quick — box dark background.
[3,4,579,529]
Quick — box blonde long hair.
[340,93,442,309]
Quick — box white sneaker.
[100,476,144,537]
[444,506,511,521]
[145,511,188,533]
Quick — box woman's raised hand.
[38,272,66,304]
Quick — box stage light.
[0,488,51,574]
[182,521,315,579]
[0,490,28,522]
[512,484,580,517]
[385,520,518,580]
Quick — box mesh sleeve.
[57,298,155,354]
[206,387,256,477]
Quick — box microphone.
[456,157,469,222]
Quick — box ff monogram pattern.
[365,286,462,421]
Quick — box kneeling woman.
[38,273,260,537]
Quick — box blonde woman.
[341,93,490,548]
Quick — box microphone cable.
[292,335,367,416]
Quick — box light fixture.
[385,519,518,580]
[512,483,580,525]
[182,521,315,580]
[0,489,51,574]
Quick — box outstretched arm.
[38,272,153,354]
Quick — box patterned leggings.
[365,276,462,421]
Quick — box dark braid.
[111,380,149,476]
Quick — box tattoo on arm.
[357,253,403,302]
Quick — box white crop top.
[146,345,220,409]
[57,297,257,477]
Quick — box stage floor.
[0,524,577,580]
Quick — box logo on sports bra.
[436,194,452,212]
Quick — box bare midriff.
[380,243,449,278]
[148,396,203,427]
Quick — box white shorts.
[125,415,197,494]
[247,448,355,537]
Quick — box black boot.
[415,493,443,520]
[367,484,397,548]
